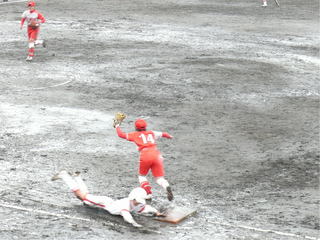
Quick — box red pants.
[27,26,39,40]
[139,148,164,177]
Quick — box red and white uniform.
[116,127,172,177]
[57,171,157,227]
[21,9,45,40]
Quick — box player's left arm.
[116,127,135,142]
[153,131,173,139]
[37,13,45,24]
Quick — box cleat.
[42,40,47,48]
[51,170,68,181]
[166,186,174,201]
[71,171,81,177]
[26,56,33,61]
[51,173,61,181]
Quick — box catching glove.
[113,112,126,128]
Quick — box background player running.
[20,1,46,61]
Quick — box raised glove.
[113,112,126,128]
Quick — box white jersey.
[21,10,44,24]
[106,198,146,215]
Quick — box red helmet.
[28,1,36,7]
[135,119,147,130]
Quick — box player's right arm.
[120,210,142,228]
[116,126,127,139]
[20,17,26,29]
[20,11,27,29]
[139,205,163,216]
[162,132,173,139]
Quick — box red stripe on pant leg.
[83,198,106,208]
[138,206,145,213]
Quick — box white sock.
[35,39,43,45]
[74,176,88,194]
[138,175,148,184]
[60,172,79,191]
[156,177,169,190]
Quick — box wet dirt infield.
[0,0,319,239]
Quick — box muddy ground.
[0,0,319,239]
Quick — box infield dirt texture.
[0,0,319,239]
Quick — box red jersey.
[116,127,172,151]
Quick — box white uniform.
[54,171,158,227]
[83,195,149,214]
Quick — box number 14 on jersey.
[139,134,155,144]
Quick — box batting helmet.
[128,187,147,204]
[28,1,36,7]
[135,119,147,130]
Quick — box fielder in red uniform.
[20,1,46,61]
[115,118,174,201]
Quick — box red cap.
[28,1,36,7]
[135,119,147,130]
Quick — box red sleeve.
[20,18,26,27]
[162,132,173,139]
[37,13,45,23]
[116,126,127,139]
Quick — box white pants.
[83,194,114,209]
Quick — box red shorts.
[27,26,39,40]
[139,148,164,177]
